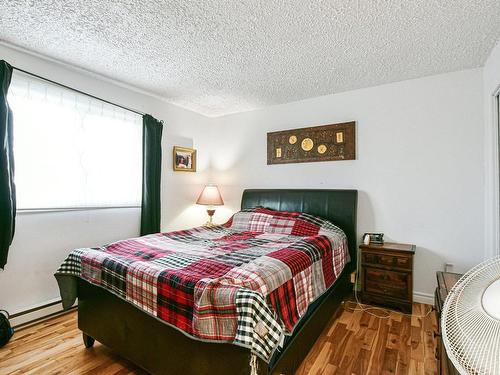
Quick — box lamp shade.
[196,185,224,206]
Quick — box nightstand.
[360,242,416,313]
[435,271,462,375]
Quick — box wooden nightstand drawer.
[362,252,411,270]
[364,267,409,299]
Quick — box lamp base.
[205,208,216,227]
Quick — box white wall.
[0,42,489,313]
[207,69,485,302]
[483,39,500,260]
[0,43,210,315]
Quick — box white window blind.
[8,71,142,210]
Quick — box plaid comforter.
[55,207,349,362]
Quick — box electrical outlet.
[350,271,356,283]
[445,263,454,272]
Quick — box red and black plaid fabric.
[56,207,349,362]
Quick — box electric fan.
[441,257,500,375]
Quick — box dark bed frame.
[78,189,358,375]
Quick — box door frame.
[486,85,500,259]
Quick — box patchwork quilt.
[55,207,349,362]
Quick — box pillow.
[224,207,337,237]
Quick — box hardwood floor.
[0,302,437,375]
[296,302,438,375]
[0,313,146,375]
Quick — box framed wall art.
[173,146,197,172]
[267,121,355,165]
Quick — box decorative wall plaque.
[267,121,355,165]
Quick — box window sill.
[16,206,141,214]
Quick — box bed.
[56,189,357,375]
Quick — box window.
[8,71,142,210]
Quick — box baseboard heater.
[10,299,76,329]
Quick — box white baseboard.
[413,291,434,305]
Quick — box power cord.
[342,261,435,319]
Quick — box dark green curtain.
[140,114,163,236]
[0,61,16,269]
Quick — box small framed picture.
[173,146,196,172]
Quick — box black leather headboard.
[241,189,358,272]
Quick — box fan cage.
[441,257,500,375]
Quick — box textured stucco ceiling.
[1,1,500,117]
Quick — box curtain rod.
[11,66,145,117]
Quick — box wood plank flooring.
[296,302,438,375]
[0,302,437,375]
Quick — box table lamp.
[196,185,224,226]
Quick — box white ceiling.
[1,1,500,117]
